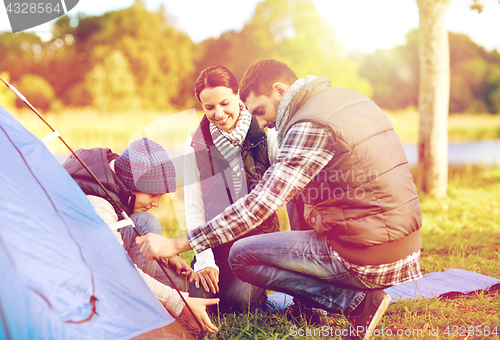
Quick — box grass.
[8,107,500,339]
[386,108,500,143]
[9,107,203,154]
[171,165,500,340]
[8,107,500,151]
[11,107,499,178]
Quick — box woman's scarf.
[209,104,252,199]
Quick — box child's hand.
[168,255,194,277]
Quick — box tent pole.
[0,76,203,331]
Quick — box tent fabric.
[0,105,175,339]
[384,268,500,302]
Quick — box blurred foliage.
[53,1,196,110]
[0,32,44,80]
[16,73,57,111]
[359,30,419,110]
[488,64,500,113]
[86,50,140,111]
[196,0,372,98]
[0,72,16,110]
[360,30,500,114]
[0,0,499,114]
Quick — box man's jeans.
[229,230,381,313]
[119,211,188,291]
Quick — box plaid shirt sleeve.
[187,122,335,253]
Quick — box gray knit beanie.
[115,138,176,194]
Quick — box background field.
[12,107,500,152]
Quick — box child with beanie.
[63,137,219,334]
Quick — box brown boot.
[348,290,391,340]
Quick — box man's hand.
[181,297,219,333]
[136,233,174,259]
[194,267,219,294]
[168,255,194,280]
[136,233,191,260]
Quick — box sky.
[0,0,499,54]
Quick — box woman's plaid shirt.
[187,121,421,287]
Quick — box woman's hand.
[194,267,219,294]
[136,234,190,259]
[181,297,220,333]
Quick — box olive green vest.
[284,77,422,265]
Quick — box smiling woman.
[183,65,281,314]
[198,86,240,130]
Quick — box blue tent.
[0,105,191,339]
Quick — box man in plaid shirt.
[138,59,422,339]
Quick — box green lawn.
[172,165,500,340]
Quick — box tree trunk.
[416,0,452,198]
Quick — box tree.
[448,33,490,113]
[415,0,453,198]
[85,50,140,111]
[359,30,498,113]
[51,1,195,110]
[450,56,489,113]
[0,32,44,81]
[0,72,17,110]
[488,64,500,113]
[195,0,372,99]
[415,0,499,197]
[359,30,419,110]
[15,74,56,111]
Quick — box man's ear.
[272,82,288,98]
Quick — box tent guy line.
[0,74,203,331]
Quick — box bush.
[0,72,17,110]
[85,50,141,111]
[15,74,55,111]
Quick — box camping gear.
[266,269,500,312]
[0,104,195,339]
[384,268,500,301]
[0,77,197,338]
[0,76,200,330]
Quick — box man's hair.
[240,59,298,102]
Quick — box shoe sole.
[363,294,392,340]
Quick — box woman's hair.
[194,66,239,103]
